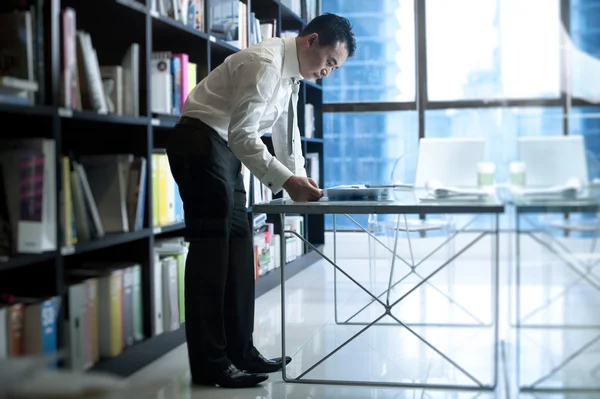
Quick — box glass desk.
[507,188,600,393]
[253,188,505,390]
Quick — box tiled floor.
[124,231,600,399]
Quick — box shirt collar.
[282,36,303,81]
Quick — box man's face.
[298,33,349,81]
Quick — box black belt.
[173,116,228,148]
[177,115,214,131]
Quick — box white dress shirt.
[181,37,307,195]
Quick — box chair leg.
[368,214,378,292]
[447,222,457,320]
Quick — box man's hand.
[283,176,323,202]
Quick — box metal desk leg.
[334,214,339,324]
[493,214,500,389]
[280,213,288,381]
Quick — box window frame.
[323,0,597,133]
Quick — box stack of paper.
[425,180,490,199]
[511,178,583,199]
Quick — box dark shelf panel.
[151,114,179,129]
[151,14,211,42]
[250,0,304,28]
[150,13,237,56]
[0,103,56,117]
[153,222,186,235]
[208,35,241,54]
[251,0,279,6]
[61,228,152,256]
[0,251,58,272]
[115,0,147,14]
[90,324,187,377]
[60,108,150,126]
[276,1,304,26]
[0,105,151,126]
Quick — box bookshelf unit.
[0,0,323,377]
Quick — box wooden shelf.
[276,0,305,26]
[0,252,58,272]
[115,0,147,14]
[153,222,186,235]
[0,0,324,379]
[0,105,151,127]
[90,324,187,377]
[152,13,210,41]
[151,114,179,129]
[60,229,152,257]
[59,108,150,126]
[0,103,56,117]
[211,38,241,54]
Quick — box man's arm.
[271,92,308,179]
[227,58,293,194]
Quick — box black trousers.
[166,117,257,375]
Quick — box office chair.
[367,149,455,281]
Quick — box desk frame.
[513,199,600,393]
[254,198,503,391]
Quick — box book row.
[0,138,188,260]
[0,237,188,369]
[1,0,319,108]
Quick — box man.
[165,13,356,389]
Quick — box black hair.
[300,13,356,58]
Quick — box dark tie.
[288,78,299,156]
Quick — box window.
[425,107,563,182]
[322,0,415,103]
[569,107,600,181]
[426,0,561,101]
[320,0,599,233]
[569,0,600,179]
[324,111,418,230]
[569,0,600,103]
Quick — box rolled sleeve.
[227,58,293,194]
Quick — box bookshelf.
[0,0,323,377]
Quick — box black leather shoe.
[192,364,268,388]
[236,353,292,373]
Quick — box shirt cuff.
[262,157,294,194]
[296,166,307,178]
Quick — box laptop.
[414,137,487,188]
[517,136,589,187]
[324,138,486,200]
